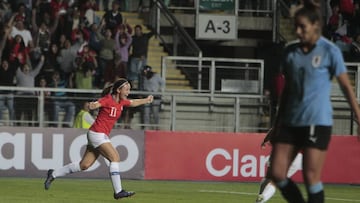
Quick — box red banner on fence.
[144,131,360,184]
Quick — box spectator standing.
[114,24,132,78]
[15,55,45,126]
[73,101,95,129]
[96,20,116,88]
[0,1,12,21]
[102,0,123,36]
[33,1,53,30]
[57,37,83,78]
[34,0,52,22]
[31,6,61,54]
[57,33,67,50]
[74,56,94,89]
[326,3,342,40]
[77,42,97,88]
[88,22,101,54]
[66,7,90,43]
[41,43,61,83]
[5,33,28,68]
[128,25,154,89]
[48,71,76,128]
[13,3,31,29]
[9,12,33,49]
[36,76,51,97]
[80,0,99,25]
[0,60,16,126]
[141,65,164,130]
[49,0,70,21]
[0,26,15,126]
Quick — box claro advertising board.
[145,131,360,184]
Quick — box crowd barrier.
[1,127,359,184]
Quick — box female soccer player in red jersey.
[44,78,153,200]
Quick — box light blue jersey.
[281,37,347,126]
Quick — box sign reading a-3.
[197,14,237,40]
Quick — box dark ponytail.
[101,84,113,97]
[101,78,129,97]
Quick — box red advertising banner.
[144,131,360,184]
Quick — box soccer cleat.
[44,169,55,190]
[113,189,135,199]
[255,194,264,203]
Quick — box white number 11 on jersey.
[109,107,117,117]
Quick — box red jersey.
[89,94,131,135]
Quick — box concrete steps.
[120,12,194,90]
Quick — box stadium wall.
[1,127,359,184]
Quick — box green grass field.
[0,178,359,202]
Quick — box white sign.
[0,127,145,179]
[197,14,237,40]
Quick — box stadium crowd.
[1,0,360,128]
[324,0,360,62]
[0,0,153,127]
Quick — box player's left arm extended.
[89,101,101,110]
[130,95,154,107]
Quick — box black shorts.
[272,125,332,150]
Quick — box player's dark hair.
[101,78,129,97]
[294,0,322,26]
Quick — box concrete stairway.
[123,12,193,90]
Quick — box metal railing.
[0,84,358,134]
[161,56,264,95]
[0,86,268,132]
[1,58,359,134]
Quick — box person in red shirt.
[44,78,153,200]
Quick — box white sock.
[110,162,122,193]
[53,162,81,178]
[261,182,276,202]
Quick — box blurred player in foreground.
[255,131,302,203]
[44,78,154,200]
[268,1,360,203]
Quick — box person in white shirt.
[9,13,33,48]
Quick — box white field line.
[199,190,360,202]
[199,189,258,196]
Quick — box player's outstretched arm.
[89,101,101,110]
[130,95,154,107]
